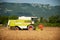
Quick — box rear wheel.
[15,26,20,30]
[15,27,19,30]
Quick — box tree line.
[0,16,18,24]
[0,15,60,27]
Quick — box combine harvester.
[8,16,38,30]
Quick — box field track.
[0,27,60,40]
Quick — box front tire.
[27,25,34,30]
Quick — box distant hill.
[0,2,60,19]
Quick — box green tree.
[49,15,60,23]
[40,17,44,23]
[0,16,8,24]
[0,15,18,24]
[9,15,18,20]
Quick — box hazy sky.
[0,0,60,6]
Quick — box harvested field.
[0,27,60,40]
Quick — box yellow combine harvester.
[8,16,37,30]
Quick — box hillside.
[0,2,60,18]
